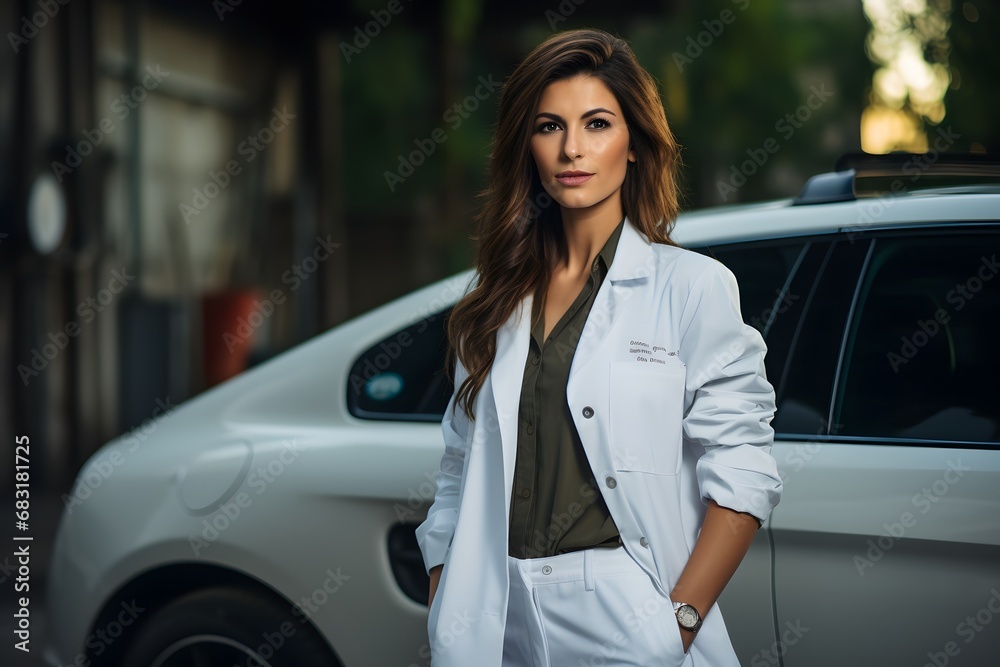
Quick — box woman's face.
[529,73,635,216]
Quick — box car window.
[695,238,829,436]
[696,241,809,340]
[346,310,452,421]
[769,238,872,437]
[833,230,1000,443]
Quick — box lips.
[555,171,594,186]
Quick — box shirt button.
[605,476,617,489]
[640,536,649,548]
[542,565,552,575]
[531,355,539,365]
[582,406,594,418]
[526,424,534,435]
[521,488,530,498]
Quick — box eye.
[537,121,560,133]
[589,117,612,129]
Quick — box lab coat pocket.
[609,361,685,475]
[660,592,690,666]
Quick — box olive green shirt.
[508,216,625,559]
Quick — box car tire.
[119,585,338,667]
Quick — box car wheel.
[120,586,338,667]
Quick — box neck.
[557,198,623,277]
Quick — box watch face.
[676,604,700,629]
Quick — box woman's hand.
[428,564,443,610]
[678,624,695,653]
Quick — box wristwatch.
[672,601,703,633]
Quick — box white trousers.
[503,545,695,667]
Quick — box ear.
[628,144,636,163]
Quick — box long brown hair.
[446,27,683,421]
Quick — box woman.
[416,27,782,667]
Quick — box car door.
[342,306,456,665]
[693,235,828,664]
[769,226,1000,666]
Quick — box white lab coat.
[416,215,782,666]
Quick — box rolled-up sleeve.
[677,259,782,525]
[414,355,472,574]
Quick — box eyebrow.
[534,108,617,122]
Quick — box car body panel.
[770,442,1000,666]
[45,192,1000,666]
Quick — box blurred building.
[2,0,389,492]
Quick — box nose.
[563,126,583,160]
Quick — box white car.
[45,154,1000,666]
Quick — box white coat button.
[605,476,617,489]
[542,565,552,575]
[582,406,594,418]
[640,536,649,548]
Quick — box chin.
[547,192,594,209]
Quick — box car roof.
[670,191,1000,247]
[395,173,999,327]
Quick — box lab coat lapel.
[489,215,655,522]
[568,214,654,385]
[490,289,531,523]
